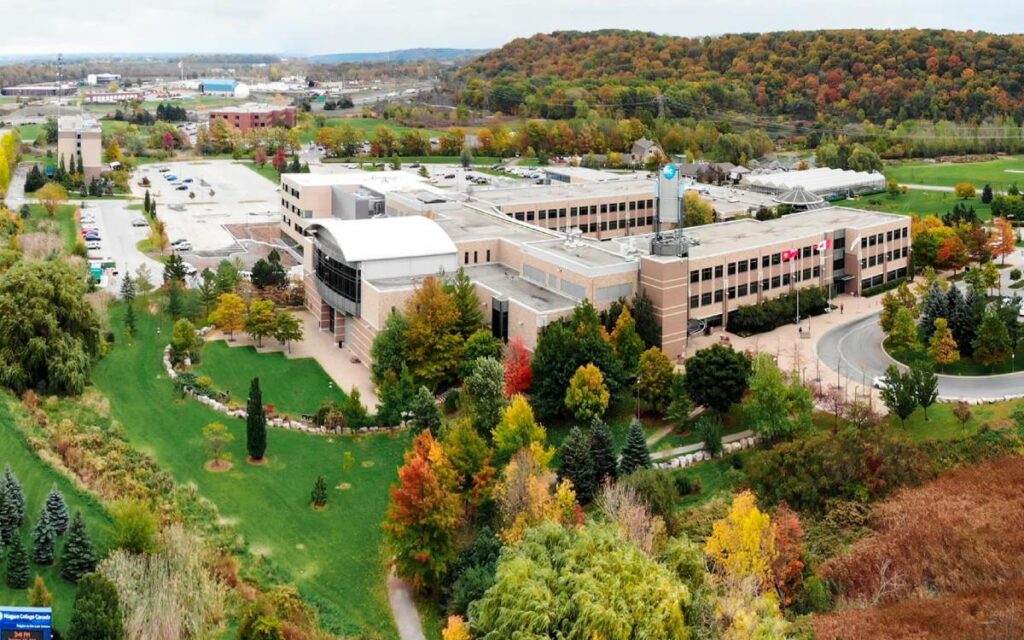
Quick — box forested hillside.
[457,29,1024,123]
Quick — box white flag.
[178,60,183,70]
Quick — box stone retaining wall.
[654,435,760,470]
[163,327,407,437]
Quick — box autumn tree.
[887,306,920,351]
[564,363,610,424]
[771,504,805,608]
[935,235,968,273]
[954,182,976,199]
[952,401,973,432]
[636,347,675,414]
[244,298,276,347]
[36,182,68,216]
[705,490,777,590]
[502,337,533,396]
[211,293,245,339]
[203,421,234,470]
[405,276,462,390]
[928,318,960,369]
[383,430,464,592]
[492,395,549,463]
[992,217,1015,265]
[610,306,645,378]
[492,448,578,544]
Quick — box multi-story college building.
[284,170,909,365]
[207,103,297,134]
[57,115,103,181]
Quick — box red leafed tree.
[936,235,969,273]
[271,148,287,172]
[383,430,464,592]
[162,131,176,151]
[502,337,533,396]
[772,502,806,608]
[254,147,268,167]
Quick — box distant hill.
[308,48,489,64]
[457,29,1024,123]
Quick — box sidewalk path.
[899,184,955,192]
[387,570,426,640]
[650,429,754,461]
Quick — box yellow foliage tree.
[683,191,714,226]
[705,490,778,590]
[494,447,579,544]
[211,293,246,339]
[564,362,610,424]
[928,317,960,368]
[441,616,470,640]
[954,182,976,199]
[404,275,462,390]
[491,395,549,462]
[36,182,68,216]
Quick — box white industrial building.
[742,167,886,200]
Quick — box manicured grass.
[673,457,744,511]
[887,339,1024,376]
[835,190,990,220]
[23,204,80,252]
[16,123,43,142]
[299,117,447,144]
[885,156,1024,192]
[92,305,405,637]
[240,161,281,184]
[194,340,348,416]
[893,399,1022,441]
[0,397,111,633]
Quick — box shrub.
[442,389,461,414]
[728,286,829,335]
[109,500,159,554]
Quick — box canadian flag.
[814,239,832,252]
[782,249,798,261]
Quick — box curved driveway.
[818,312,1024,401]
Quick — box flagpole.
[794,254,800,326]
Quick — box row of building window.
[860,247,909,268]
[861,267,909,291]
[690,248,833,284]
[861,228,909,247]
[690,267,823,308]
[508,199,655,222]
[463,249,492,265]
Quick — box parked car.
[182,178,193,183]
[182,262,198,276]
[872,376,888,390]
[85,241,102,250]
[131,218,149,227]
[175,242,193,252]
[175,185,188,191]
[157,167,170,173]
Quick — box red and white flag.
[782,249,798,261]
[814,239,831,252]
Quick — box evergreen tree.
[3,466,25,528]
[310,476,328,508]
[631,291,662,349]
[27,575,52,607]
[918,279,948,341]
[143,189,151,214]
[556,426,595,504]
[618,419,652,476]
[5,535,29,589]
[119,272,135,303]
[588,418,618,486]
[68,573,125,640]
[973,311,1012,366]
[24,164,46,192]
[30,512,55,565]
[167,281,183,318]
[68,153,77,176]
[946,286,972,354]
[0,489,16,546]
[981,183,993,204]
[445,268,484,340]
[962,287,986,356]
[408,386,442,432]
[60,511,97,582]
[246,377,267,461]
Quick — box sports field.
[885,156,1024,192]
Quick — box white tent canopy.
[743,168,885,199]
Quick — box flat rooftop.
[544,166,633,182]
[209,102,294,114]
[58,115,101,133]
[681,207,907,260]
[430,202,554,245]
[472,178,652,208]
[286,170,437,194]
[464,263,578,313]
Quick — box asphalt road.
[818,311,1024,401]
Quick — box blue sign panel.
[0,607,52,640]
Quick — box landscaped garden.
[94,305,408,637]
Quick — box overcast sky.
[4,0,1022,56]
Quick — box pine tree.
[618,419,652,476]
[143,189,151,214]
[445,268,484,340]
[981,183,993,204]
[167,281,183,318]
[589,418,618,486]
[30,512,55,565]
[310,476,328,508]
[918,280,947,341]
[5,535,30,589]
[3,465,25,528]
[973,311,1012,366]
[946,286,972,354]
[0,488,16,546]
[557,426,596,504]
[246,377,267,461]
[44,485,69,536]
[60,511,97,582]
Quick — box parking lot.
[131,160,281,253]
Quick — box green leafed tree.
[910,364,939,421]
[880,365,918,427]
[459,329,503,380]
[370,309,409,386]
[564,363,610,425]
[888,306,921,351]
[684,344,751,413]
[68,573,125,640]
[972,311,1012,367]
[462,357,507,436]
[408,386,442,433]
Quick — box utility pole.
[56,53,63,123]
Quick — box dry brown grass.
[814,456,1024,639]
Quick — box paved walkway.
[650,429,755,461]
[387,571,426,640]
[208,309,379,408]
[899,183,955,193]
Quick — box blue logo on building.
[661,164,677,180]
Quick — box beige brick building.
[57,115,103,181]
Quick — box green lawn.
[673,457,744,511]
[894,398,1022,441]
[885,156,1024,192]
[393,156,504,166]
[0,398,111,632]
[193,340,348,417]
[835,190,990,220]
[300,117,447,144]
[16,123,43,142]
[240,161,281,184]
[23,204,80,252]
[887,339,1024,376]
[92,305,406,637]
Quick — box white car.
[131,218,149,227]
[182,262,198,277]
[872,376,888,390]
[85,241,102,250]
[174,242,193,252]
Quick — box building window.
[803,246,811,258]
[803,268,811,280]
[749,258,757,270]
[714,289,723,303]
[690,270,700,283]
[473,251,478,263]
[762,256,770,268]
[701,292,712,306]
[861,258,867,269]
[772,253,781,265]
[701,267,712,280]
[762,278,770,291]
[314,248,361,305]
[771,276,780,288]
[486,249,491,262]
[714,265,723,278]
[689,294,699,308]
[834,236,845,250]
[728,262,736,276]
[738,284,748,296]
[465,252,469,264]
[727,287,736,299]
[571,207,578,216]
[783,273,791,286]
[738,261,748,274]
[600,204,608,214]
[750,281,759,293]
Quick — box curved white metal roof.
[308,216,457,263]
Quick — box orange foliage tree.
[502,337,533,396]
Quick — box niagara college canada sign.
[0,607,52,640]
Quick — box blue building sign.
[0,607,52,640]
